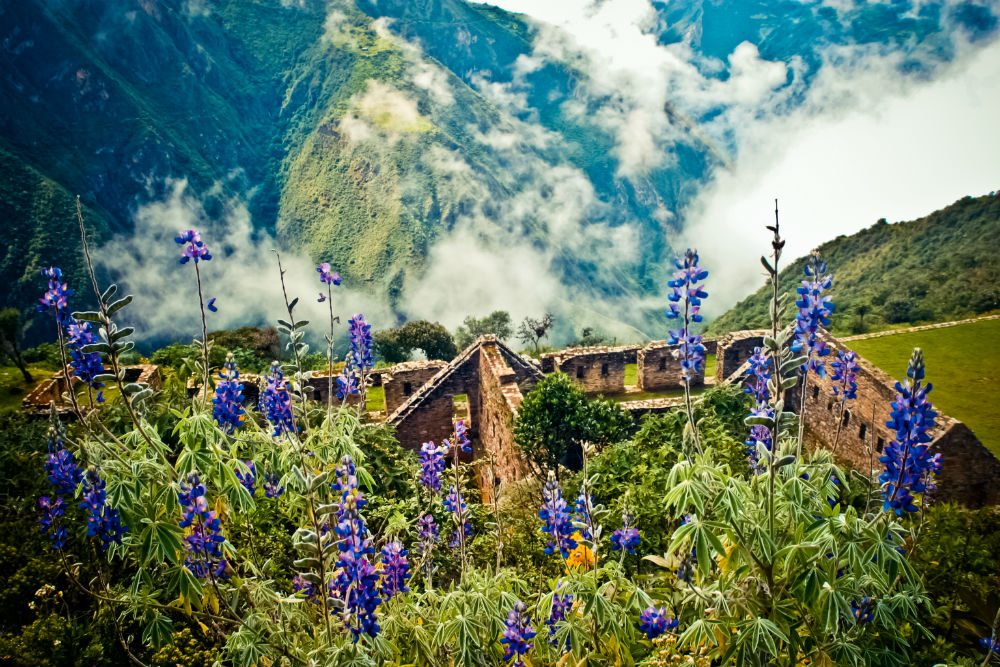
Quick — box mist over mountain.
[1,0,997,343]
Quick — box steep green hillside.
[707,193,1000,335]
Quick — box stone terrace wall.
[540,344,640,394]
[715,330,768,383]
[24,364,163,418]
[475,343,535,504]
[382,361,448,414]
[802,332,1000,507]
[636,341,701,391]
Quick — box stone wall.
[715,330,768,383]
[636,341,700,391]
[540,344,640,394]
[382,361,448,414]
[23,364,163,418]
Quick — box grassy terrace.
[846,318,1000,456]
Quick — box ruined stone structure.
[381,361,448,414]
[636,341,704,391]
[714,330,768,383]
[387,336,543,502]
[23,364,163,417]
[540,344,640,394]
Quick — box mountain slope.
[706,193,1000,335]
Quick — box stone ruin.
[22,364,163,418]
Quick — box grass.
[0,364,59,412]
[623,354,715,388]
[846,318,1000,456]
[366,385,386,413]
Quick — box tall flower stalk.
[445,420,472,578]
[880,348,941,515]
[830,348,860,453]
[665,249,708,455]
[792,251,833,457]
[317,262,342,415]
[539,472,576,560]
[175,229,213,407]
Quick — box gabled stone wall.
[23,364,163,418]
[636,341,701,390]
[715,330,768,383]
[540,344,641,394]
[382,361,448,414]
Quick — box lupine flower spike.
[539,473,577,559]
[639,606,678,640]
[610,511,640,555]
[792,251,833,455]
[81,468,127,551]
[880,348,941,514]
[178,473,229,580]
[236,461,256,496]
[830,348,860,453]
[744,346,773,471]
[665,248,708,453]
[260,361,295,437]
[547,589,574,648]
[379,541,411,600]
[213,353,245,434]
[417,513,439,587]
[419,441,446,494]
[500,601,536,667]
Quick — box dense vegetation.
[709,193,1000,335]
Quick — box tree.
[374,320,458,364]
[515,373,631,477]
[573,327,609,347]
[0,308,33,383]
[855,302,870,332]
[516,313,554,354]
[454,311,513,349]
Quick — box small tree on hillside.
[516,312,554,354]
[454,310,513,349]
[0,307,33,383]
[515,373,631,478]
[374,320,458,363]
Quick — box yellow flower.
[565,532,595,571]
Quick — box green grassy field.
[623,354,715,388]
[0,364,58,412]
[846,319,1000,456]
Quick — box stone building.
[714,330,768,383]
[387,336,543,503]
[636,341,704,391]
[539,344,640,394]
[23,364,163,418]
[381,360,448,414]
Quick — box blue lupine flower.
[547,590,574,647]
[330,456,381,640]
[454,420,472,454]
[880,348,941,515]
[263,472,284,499]
[38,267,73,324]
[379,541,411,600]
[292,574,317,600]
[178,473,229,580]
[336,363,360,400]
[539,475,576,559]
[80,468,127,552]
[65,320,106,401]
[175,229,212,264]
[665,249,709,384]
[791,252,833,377]
[500,601,536,667]
[573,488,594,541]
[417,512,439,580]
[44,427,82,497]
[444,485,473,548]
[348,314,374,371]
[38,496,68,550]
[639,606,678,639]
[744,346,774,468]
[419,441,446,493]
[260,361,295,437]
[213,353,245,434]
[981,636,1000,654]
[236,461,256,496]
[830,348,860,400]
[207,297,218,312]
[317,262,342,286]
[609,512,640,555]
[851,597,876,624]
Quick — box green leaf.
[107,294,134,316]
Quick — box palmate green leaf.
[141,610,173,648]
[663,477,707,515]
[140,519,184,564]
[737,616,788,656]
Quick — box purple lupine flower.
[573,487,594,541]
[416,512,439,581]
[379,541,411,600]
[236,461,256,496]
[880,348,940,515]
[65,320,106,401]
[443,485,473,548]
[547,590,574,646]
[639,606,678,639]
[292,574,317,600]
[851,597,876,624]
[263,472,284,499]
[453,420,472,454]
[213,353,245,434]
[500,601,536,667]
[336,363,360,400]
[38,267,73,325]
[539,475,576,559]
[330,456,381,640]
[348,314,374,371]
[317,262,342,286]
[178,473,229,580]
[744,347,773,468]
[44,427,82,497]
[80,468,127,552]
[175,229,212,264]
[207,297,218,312]
[419,441,446,493]
[830,349,860,400]
[260,361,295,437]
[665,249,708,384]
[609,512,640,555]
[791,252,833,377]
[38,496,68,550]
[981,636,1000,654]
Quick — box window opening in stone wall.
[452,394,470,425]
[658,357,667,371]
[842,410,850,427]
[576,365,585,379]
[812,385,820,401]
[600,363,609,377]
[827,399,834,412]
[876,436,885,453]
[859,422,867,440]
[403,382,413,396]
